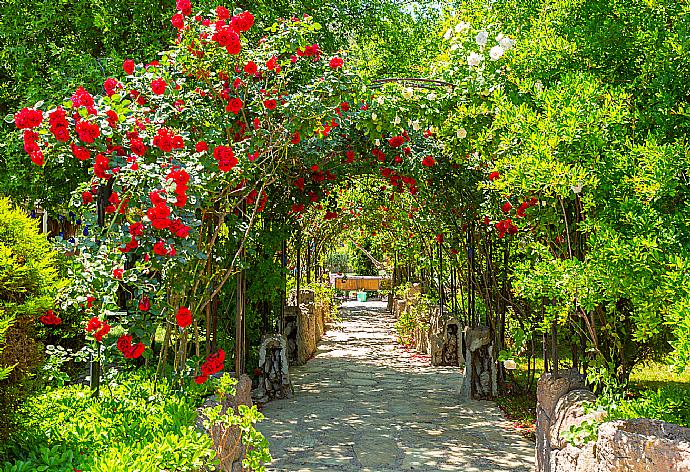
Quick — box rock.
[537,369,586,419]
[550,389,597,449]
[596,419,690,472]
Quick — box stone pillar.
[462,327,497,400]
[431,316,464,367]
[253,334,291,404]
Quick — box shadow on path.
[258,301,535,472]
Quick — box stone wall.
[197,374,253,472]
[536,369,690,472]
[461,326,496,400]
[285,289,332,366]
[391,291,465,368]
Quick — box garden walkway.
[258,301,535,471]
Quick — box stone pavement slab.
[258,301,535,471]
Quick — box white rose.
[371,112,378,121]
[496,33,504,41]
[489,45,505,61]
[410,120,421,131]
[402,87,414,99]
[467,52,483,67]
[393,115,401,125]
[443,28,453,40]
[375,139,380,147]
[571,183,583,194]
[376,95,385,105]
[457,127,467,139]
[475,31,489,46]
[426,92,437,101]
[455,21,470,33]
[450,44,459,51]
[499,36,514,50]
[504,359,517,370]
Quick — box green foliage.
[0,198,65,440]
[2,372,217,470]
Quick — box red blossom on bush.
[388,136,404,148]
[86,317,111,342]
[176,306,193,328]
[502,201,512,213]
[195,141,208,152]
[231,11,254,32]
[226,97,243,114]
[329,57,344,69]
[75,120,100,143]
[263,99,277,110]
[123,59,135,75]
[40,310,62,325]
[171,13,185,29]
[138,296,151,311]
[422,156,436,167]
[213,146,238,172]
[176,0,191,15]
[151,78,167,96]
[14,107,43,129]
[117,334,146,359]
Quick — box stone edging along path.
[257,301,535,471]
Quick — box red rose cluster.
[153,128,184,152]
[213,146,238,172]
[14,107,43,130]
[117,334,145,359]
[86,317,111,342]
[40,310,62,325]
[194,349,226,384]
[495,219,519,238]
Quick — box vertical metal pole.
[296,230,301,308]
[235,201,247,377]
[439,239,444,317]
[307,240,312,284]
[281,239,286,333]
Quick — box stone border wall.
[285,289,332,365]
[391,289,464,368]
[536,369,690,472]
[197,374,253,472]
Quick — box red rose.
[170,219,190,238]
[243,61,257,75]
[329,57,344,69]
[489,171,500,181]
[39,310,62,325]
[388,136,404,148]
[216,5,230,19]
[14,107,43,129]
[171,13,185,29]
[176,306,193,328]
[123,59,135,75]
[153,240,168,256]
[263,99,277,110]
[130,137,147,156]
[113,268,124,279]
[195,141,208,153]
[231,11,254,32]
[151,78,167,96]
[194,375,208,385]
[75,120,100,143]
[94,153,110,179]
[82,191,94,205]
[71,87,94,109]
[422,156,435,167]
[176,0,191,15]
[147,203,172,230]
[138,296,151,311]
[129,221,145,236]
[103,78,122,97]
[30,151,45,166]
[502,202,512,213]
[291,131,300,144]
[225,97,243,114]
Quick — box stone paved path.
[258,301,535,472]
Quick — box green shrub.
[0,198,64,441]
[2,371,271,471]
